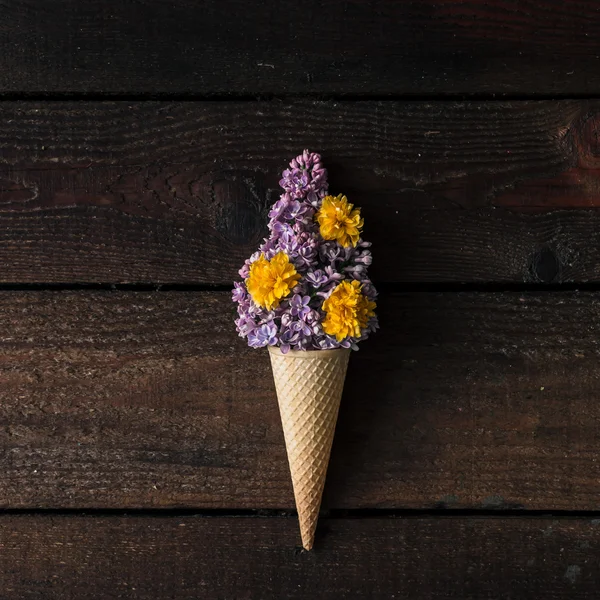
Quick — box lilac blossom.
[248,322,278,348]
[305,269,328,288]
[232,282,247,303]
[281,199,310,221]
[354,251,373,266]
[235,315,256,337]
[279,150,328,200]
[290,295,311,319]
[233,150,378,352]
[268,193,292,222]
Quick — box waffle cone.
[268,346,350,550]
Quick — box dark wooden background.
[3,1,600,597]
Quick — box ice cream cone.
[268,346,350,550]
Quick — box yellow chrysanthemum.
[316,194,364,248]
[357,294,377,330]
[246,252,301,310]
[322,280,377,342]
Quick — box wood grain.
[0,515,598,599]
[2,1,600,95]
[1,100,600,282]
[4,290,600,510]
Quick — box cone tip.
[300,522,316,550]
[302,538,314,551]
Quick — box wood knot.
[212,174,270,245]
[530,246,560,283]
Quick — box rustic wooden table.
[2,1,600,598]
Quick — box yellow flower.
[247,252,300,310]
[316,194,364,247]
[356,293,377,330]
[322,280,377,342]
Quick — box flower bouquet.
[233,150,378,550]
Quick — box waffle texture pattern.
[269,346,350,550]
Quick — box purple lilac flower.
[282,200,310,221]
[258,237,277,257]
[278,228,299,256]
[305,269,328,288]
[296,236,318,265]
[290,295,311,319]
[279,328,300,354]
[290,319,312,337]
[232,149,378,351]
[280,170,309,198]
[232,282,247,303]
[238,262,250,279]
[323,265,343,282]
[318,335,339,350]
[248,322,278,348]
[268,193,292,222]
[355,251,372,266]
[320,242,342,265]
[344,264,367,279]
[279,150,328,200]
[235,314,256,337]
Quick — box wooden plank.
[2,1,600,95]
[0,515,598,598]
[1,100,600,283]
[4,290,600,510]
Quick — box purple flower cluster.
[233,150,378,353]
[279,149,328,205]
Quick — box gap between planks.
[3,282,600,293]
[4,93,600,102]
[1,508,600,520]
